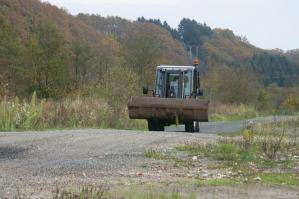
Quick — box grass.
[168,119,298,186]
[209,103,261,122]
[0,93,147,132]
[53,187,106,199]
[144,149,166,160]
[144,149,194,168]
[52,186,196,199]
[196,173,299,187]
[257,173,299,186]
[50,173,299,199]
[197,178,242,186]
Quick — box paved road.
[0,116,297,198]
[167,115,296,133]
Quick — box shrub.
[53,187,106,199]
[254,122,286,160]
[214,143,238,161]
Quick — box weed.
[214,143,238,161]
[0,94,147,131]
[255,173,299,186]
[53,187,106,199]
[197,178,242,186]
[144,149,166,160]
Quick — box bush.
[214,143,238,161]
[0,92,44,131]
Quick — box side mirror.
[143,86,149,95]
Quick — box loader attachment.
[128,97,209,123]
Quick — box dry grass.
[0,93,146,131]
[209,103,260,121]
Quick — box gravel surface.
[0,116,298,198]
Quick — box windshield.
[155,70,164,97]
[166,73,180,98]
[183,70,192,97]
[155,68,193,98]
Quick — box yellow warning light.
[194,59,200,65]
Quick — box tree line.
[0,0,298,113]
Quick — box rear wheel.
[148,119,165,131]
[194,121,200,132]
[185,122,194,132]
[148,119,156,131]
[185,121,200,133]
[156,122,165,131]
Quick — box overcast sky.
[43,0,298,51]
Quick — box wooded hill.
[0,0,298,100]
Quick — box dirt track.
[0,116,298,198]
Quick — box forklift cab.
[154,65,200,99]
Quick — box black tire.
[185,121,195,132]
[157,121,165,131]
[148,119,165,131]
[194,122,200,132]
[148,119,156,131]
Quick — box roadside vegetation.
[144,119,299,186]
[52,187,189,199]
[0,92,146,131]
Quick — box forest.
[0,0,298,130]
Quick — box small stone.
[192,156,198,161]
[202,173,209,178]
[254,176,261,181]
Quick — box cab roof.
[157,65,195,70]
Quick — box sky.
[43,0,298,51]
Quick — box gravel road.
[0,116,298,198]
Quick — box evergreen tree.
[178,18,213,45]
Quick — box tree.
[202,65,262,104]
[178,18,213,46]
[245,53,299,86]
[124,31,161,86]
[71,41,93,89]
[0,14,24,96]
[26,22,70,98]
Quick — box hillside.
[286,49,299,65]
[0,0,299,100]
[77,14,188,70]
[136,18,299,86]
[201,28,260,65]
[0,0,188,98]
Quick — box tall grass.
[209,103,260,121]
[0,93,146,131]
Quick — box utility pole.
[186,44,200,63]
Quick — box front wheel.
[148,119,165,131]
[185,121,200,133]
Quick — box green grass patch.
[255,173,299,186]
[176,140,295,172]
[144,149,194,168]
[144,149,165,160]
[209,104,261,122]
[197,178,242,186]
